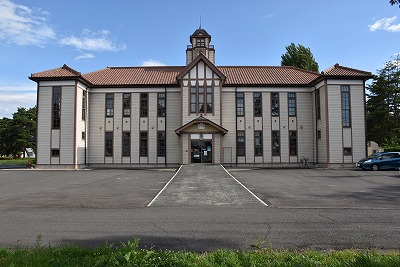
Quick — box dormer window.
[196,38,205,47]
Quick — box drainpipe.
[164,87,167,167]
[235,87,238,166]
[84,88,88,167]
[314,86,318,166]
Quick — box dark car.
[361,152,400,171]
[356,152,385,168]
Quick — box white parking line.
[147,165,183,207]
[220,165,269,207]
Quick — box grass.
[0,157,34,166]
[0,239,399,267]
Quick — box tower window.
[123,93,131,117]
[196,38,205,47]
[52,86,61,129]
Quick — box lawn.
[0,157,34,166]
[1,239,399,267]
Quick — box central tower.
[186,27,215,65]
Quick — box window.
[51,149,59,157]
[105,132,113,157]
[272,130,280,156]
[198,87,204,112]
[236,92,244,116]
[206,86,213,113]
[140,132,148,157]
[123,93,131,117]
[196,38,205,47]
[190,86,213,114]
[158,131,166,157]
[317,130,322,140]
[140,93,148,117]
[271,92,279,116]
[254,131,263,156]
[288,93,296,116]
[82,91,86,121]
[122,132,130,157]
[52,86,61,129]
[289,131,297,156]
[254,92,262,116]
[344,147,352,156]
[106,93,114,117]
[316,89,321,120]
[158,93,166,117]
[237,131,245,156]
[190,87,197,113]
[82,131,85,140]
[341,85,351,127]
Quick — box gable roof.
[322,63,372,77]
[175,115,228,136]
[29,63,372,87]
[176,53,226,84]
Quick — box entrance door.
[191,140,212,163]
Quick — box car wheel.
[371,164,379,171]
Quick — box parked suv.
[360,152,400,171]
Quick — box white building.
[30,28,372,169]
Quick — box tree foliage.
[390,0,400,7]
[281,43,319,72]
[367,56,400,147]
[0,107,36,157]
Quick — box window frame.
[105,93,114,117]
[140,93,148,117]
[289,130,297,156]
[157,93,166,117]
[105,132,113,157]
[236,131,246,157]
[140,131,148,157]
[157,131,166,157]
[52,86,61,129]
[271,92,279,116]
[236,92,245,116]
[122,132,130,157]
[254,92,262,117]
[316,89,321,120]
[272,130,280,156]
[343,147,352,156]
[254,131,263,157]
[288,92,297,117]
[123,93,131,117]
[82,90,86,121]
[341,85,351,127]
[51,149,60,157]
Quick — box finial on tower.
[199,15,202,29]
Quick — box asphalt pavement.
[0,166,399,251]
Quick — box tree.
[367,56,400,146]
[281,43,319,72]
[0,106,36,157]
[390,0,400,7]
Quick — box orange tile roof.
[31,64,81,78]
[322,63,372,77]
[30,63,372,87]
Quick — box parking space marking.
[220,164,269,207]
[147,165,183,207]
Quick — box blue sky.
[0,0,399,118]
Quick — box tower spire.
[199,15,202,29]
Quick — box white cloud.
[141,59,167,66]
[60,29,127,52]
[75,53,95,61]
[369,16,400,32]
[0,0,55,46]
[0,83,36,118]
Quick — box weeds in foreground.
[0,239,399,267]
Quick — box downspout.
[314,86,318,166]
[84,88,88,167]
[164,87,167,167]
[235,87,238,166]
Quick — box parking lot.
[0,166,399,251]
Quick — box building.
[30,28,372,169]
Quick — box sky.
[0,0,399,118]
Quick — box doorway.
[191,140,212,163]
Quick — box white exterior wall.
[166,91,181,164]
[297,92,314,162]
[131,93,140,163]
[280,93,289,163]
[36,86,52,165]
[351,84,366,161]
[221,90,236,164]
[327,85,344,163]
[113,93,122,164]
[75,84,87,166]
[88,93,105,163]
[263,93,272,163]
[318,84,328,164]
[148,93,157,164]
[59,86,75,165]
[244,92,254,163]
